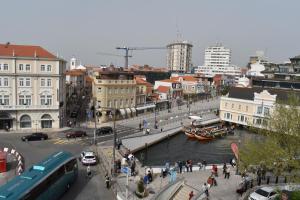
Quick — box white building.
[204,44,231,68]
[167,40,193,73]
[0,43,66,131]
[194,65,241,78]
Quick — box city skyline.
[1,0,300,67]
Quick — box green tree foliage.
[240,94,300,182]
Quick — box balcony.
[0,105,59,111]
[96,79,136,85]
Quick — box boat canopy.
[188,115,202,121]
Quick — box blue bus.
[0,151,78,200]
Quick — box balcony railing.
[0,105,59,110]
[97,80,136,84]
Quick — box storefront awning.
[125,108,131,115]
[119,109,126,117]
[131,108,136,113]
[136,104,156,111]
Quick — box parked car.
[80,151,97,165]
[96,126,113,135]
[21,133,48,141]
[249,187,279,200]
[66,131,87,138]
[70,111,78,118]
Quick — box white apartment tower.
[167,41,193,73]
[204,44,231,68]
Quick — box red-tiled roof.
[157,86,170,93]
[135,77,153,87]
[65,69,85,76]
[159,79,180,83]
[85,76,94,82]
[0,43,57,59]
[171,76,198,82]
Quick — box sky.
[1,0,300,67]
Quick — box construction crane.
[116,46,166,68]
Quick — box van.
[96,126,113,135]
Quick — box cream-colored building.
[92,67,136,122]
[0,43,66,131]
[220,87,297,128]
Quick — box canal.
[134,128,261,166]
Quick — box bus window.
[21,165,65,200]
[65,159,77,172]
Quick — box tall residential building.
[92,66,137,122]
[167,41,193,73]
[0,43,66,130]
[204,44,231,68]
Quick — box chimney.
[5,42,10,48]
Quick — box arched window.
[41,114,52,128]
[20,115,31,128]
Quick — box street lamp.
[154,100,158,129]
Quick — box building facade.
[154,79,183,99]
[194,65,241,78]
[167,41,193,73]
[220,87,300,129]
[0,43,66,130]
[204,44,231,68]
[92,67,137,122]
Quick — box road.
[0,132,114,200]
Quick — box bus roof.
[0,151,74,200]
[188,115,202,120]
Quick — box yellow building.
[92,67,136,122]
[220,87,298,128]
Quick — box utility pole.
[188,94,191,114]
[112,108,117,176]
[154,100,157,129]
[93,98,98,145]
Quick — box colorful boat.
[194,133,214,141]
[184,131,195,138]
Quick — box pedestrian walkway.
[0,127,71,134]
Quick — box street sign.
[121,167,131,175]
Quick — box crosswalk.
[51,138,90,146]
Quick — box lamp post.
[154,100,158,129]
[110,108,117,176]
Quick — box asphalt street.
[0,132,114,200]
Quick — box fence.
[2,147,25,175]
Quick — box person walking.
[179,161,183,173]
[185,160,189,172]
[86,165,91,178]
[223,163,227,175]
[189,160,193,172]
[225,167,230,179]
[105,173,110,189]
[203,183,209,197]
[189,191,194,200]
[202,160,207,170]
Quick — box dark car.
[66,131,87,138]
[70,111,78,118]
[21,132,48,141]
[96,126,113,135]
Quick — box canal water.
[134,129,261,166]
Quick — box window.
[238,105,241,110]
[125,99,129,106]
[41,95,52,105]
[114,88,118,94]
[19,64,24,71]
[246,106,248,112]
[19,95,31,105]
[98,87,102,93]
[25,78,31,86]
[19,78,24,86]
[114,99,117,107]
[41,79,45,87]
[47,79,51,87]
[3,64,8,71]
[257,106,263,114]
[3,78,8,86]
[41,65,46,71]
[231,104,234,109]
[256,118,262,125]
[0,95,9,105]
[25,64,31,71]
[120,88,123,94]
[108,100,112,107]
[131,98,134,106]
[264,107,270,116]
[65,159,77,172]
[47,65,52,72]
[20,115,32,128]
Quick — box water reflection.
[134,129,261,166]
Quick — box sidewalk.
[0,127,72,134]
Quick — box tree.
[240,94,300,182]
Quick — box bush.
[291,191,300,200]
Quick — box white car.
[248,187,279,200]
[80,151,97,165]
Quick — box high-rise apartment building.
[0,43,66,130]
[204,44,231,68]
[167,41,193,73]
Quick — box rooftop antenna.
[176,18,182,41]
